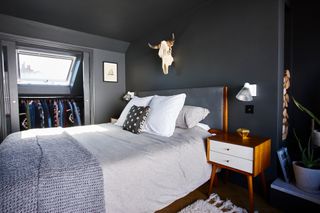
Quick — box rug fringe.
[178,193,248,213]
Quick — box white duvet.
[53,123,211,212]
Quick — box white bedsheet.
[63,123,212,213]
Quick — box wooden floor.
[157,178,282,213]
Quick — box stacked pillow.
[176,105,210,129]
[143,94,186,137]
[115,96,153,126]
[116,93,210,137]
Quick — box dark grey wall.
[288,0,320,139]
[92,49,126,124]
[127,0,284,179]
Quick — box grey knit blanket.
[0,131,105,213]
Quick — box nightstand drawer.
[209,140,253,160]
[210,151,253,173]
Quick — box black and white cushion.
[123,105,150,134]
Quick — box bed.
[0,86,228,213]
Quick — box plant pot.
[312,130,320,147]
[292,161,320,194]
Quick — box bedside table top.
[207,132,270,148]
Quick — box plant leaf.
[293,129,304,153]
[292,97,320,126]
[294,130,317,168]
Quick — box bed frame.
[138,86,228,132]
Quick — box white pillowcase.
[175,105,210,129]
[143,93,186,137]
[196,123,211,131]
[115,96,153,126]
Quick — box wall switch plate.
[245,105,254,114]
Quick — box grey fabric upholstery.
[138,87,225,130]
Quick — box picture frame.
[277,147,292,183]
[103,62,118,82]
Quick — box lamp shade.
[236,83,253,101]
[122,91,135,101]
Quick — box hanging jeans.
[29,102,36,129]
[58,100,64,127]
[72,101,81,126]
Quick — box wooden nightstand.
[207,133,271,213]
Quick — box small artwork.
[277,147,292,183]
[103,62,118,82]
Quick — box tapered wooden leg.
[260,171,267,197]
[247,175,254,213]
[209,164,218,195]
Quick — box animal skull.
[148,33,175,74]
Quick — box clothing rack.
[18,96,83,130]
[19,96,83,99]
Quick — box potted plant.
[292,98,320,193]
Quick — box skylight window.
[17,49,77,86]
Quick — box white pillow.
[176,105,210,129]
[196,123,211,131]
[115,96,153,126]
[143,93,186,137]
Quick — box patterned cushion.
[123,105,150,134]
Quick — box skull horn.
[167,33,175,47]
[148,43,160,49]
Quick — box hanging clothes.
[68,101,74,125]
[33,101,41,128]
[41,100,51,128]
[26,100,31,130]
[53,100,59,127]
[29,101,36,129]
[72,101,81,126]
[18,97,82,130]
[48,100,54,127]
[19,100,28,130]
[58,100,64,127]
[64,101,74,127]
[37,100,45,128]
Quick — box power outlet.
[245,105,254,114]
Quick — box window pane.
[17,52,75,85]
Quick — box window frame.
[16,47,80,86]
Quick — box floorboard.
[156,179,282,213]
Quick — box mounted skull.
[148,33,175,75]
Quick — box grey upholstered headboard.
[138,86,228,131]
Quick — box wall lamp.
[122,91,135,102]
[236,83,257,102]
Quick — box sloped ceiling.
[0,0,209,42]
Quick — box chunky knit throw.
[0,131,105,213]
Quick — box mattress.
[66,123,212,213]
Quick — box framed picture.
[103,62,118,82]
[277,147,292,183]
